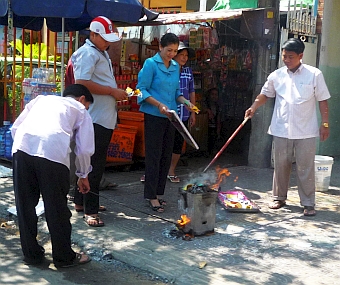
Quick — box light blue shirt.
[137,52,181,118]
[72,39,117,129]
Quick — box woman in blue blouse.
[137,33,194,213]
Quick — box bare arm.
[75,79,127,101]
[189,91,196,127]
[245,94,268,118]
[319,100,330,142]
[145,96,170,117]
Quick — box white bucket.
[314,155,334,192]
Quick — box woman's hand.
[158,103,171,118]
[184,100,200,114]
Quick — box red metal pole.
[203,117,249,173]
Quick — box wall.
[318,0,340,156]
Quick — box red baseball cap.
[89,16,120,42]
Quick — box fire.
[211,166,230,190]
[177,215,191,227]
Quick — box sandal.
[167,175,180,183]
[148,200,164,213]
[269,200,286,209]
[84,215,105,227]
[67,194,74,202]
[56,253,91,268]
[75,205,106,212]
[140,175,145,182]
[158,199,167,206]
[303,206,316,216]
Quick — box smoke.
[184,169,217,186]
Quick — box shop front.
[106,8,276,166]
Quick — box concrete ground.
[0,152,339,285]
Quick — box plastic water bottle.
[0,121,10,159]
[4,124,13,160]
[22,78,34,106]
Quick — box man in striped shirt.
[245,38,330,217]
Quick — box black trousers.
[13,150,76,265]
[172,119,188,155]
[144,113,175,200]
[74,123,113,214]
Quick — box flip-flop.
[56,253,91,268]
[84,215,105,227]
[269,200,286,209]
[167,175,180,183]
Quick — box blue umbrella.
[0,0,158,31]
[0,0,158,91]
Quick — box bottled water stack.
[0,121,11,159]
[4,124,13,160]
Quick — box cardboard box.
[118,111,145,157]
[106,124,138,163]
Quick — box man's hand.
[245,94,267,119]
[111,88,128,101]
[244,107,255,119]
[319,124,330,142]
[77,177,90,194]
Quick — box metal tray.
[218,190,260,213]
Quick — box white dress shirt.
[261,64,331,139]
[11,95,94,178]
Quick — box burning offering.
[177,214,191,228]
[218,190,260,213]
[176,166,231,236]
[178,185,218,236]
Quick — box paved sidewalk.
[1,154,339,284]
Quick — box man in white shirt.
[12,84,94,268]
[245,38,330,217]
[71,16,127,227]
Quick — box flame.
[177,215,191,227]
[211,166,230,190]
